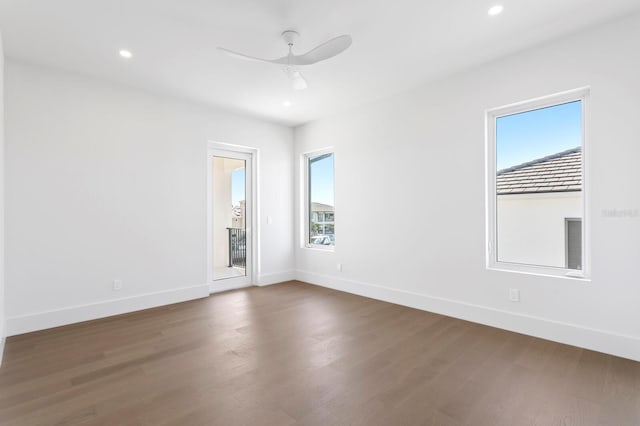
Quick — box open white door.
[208,148,253,291]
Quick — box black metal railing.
[227,228,246,268]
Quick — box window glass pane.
[212,156,247,280]
[495,101,582,269]
[566,219,582,270]
[309,153,335,246]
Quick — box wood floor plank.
[0,281,638,426]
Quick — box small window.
[486,88,588,278]
[565,218,582,270]
[305,150,335,248]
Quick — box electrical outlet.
[267,215,273,225]
[337,263,342,272]
[113,280,123,291]
[509,288,520,302]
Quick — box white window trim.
[485,87,590,280]
[302,147,335,251]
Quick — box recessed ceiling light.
[119,49,133,59]
[488,4,504,16]
[283,100,292,107]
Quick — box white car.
[311,235,333,245]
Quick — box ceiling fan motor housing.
[281,30,300,46]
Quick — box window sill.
[304,245,335,252]
[487,263,591,282]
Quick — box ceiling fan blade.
[216,47,278,64]
[288,34,352,66]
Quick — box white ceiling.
[1,0,639,127]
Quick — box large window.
[306,150,335,248]
[486,89,588,278]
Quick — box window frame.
[303,148,335,250]
[485,88,590,280]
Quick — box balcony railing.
[227,227,246,269]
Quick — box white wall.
[5,60,294,334]
[497,193,581,268]
[295,13,640,360]
[0,31,6,364]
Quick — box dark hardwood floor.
[0,281,638,425]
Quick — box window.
[305,150,335,247]
[565,218,582,270]
[486,88,588,278]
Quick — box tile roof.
[311,202,334,212]
[497,147,582,195]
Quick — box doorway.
[208,148,253,291]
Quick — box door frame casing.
[207,141,259,293]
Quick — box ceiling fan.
[217,30,352,90]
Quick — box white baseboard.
[208,270,295,294]
[209,281,252,294]
[256,270,296,286]
[0,320,5,367]
[295,270,640,362]
[6,284,210,337]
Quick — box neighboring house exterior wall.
[497,192,581,268]
[231,200,245,228]
[496,147,582,269]
[311,202,334,236]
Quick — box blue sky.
[496,100,582,170]
[310,153,334,206]
[231,168,245,206]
